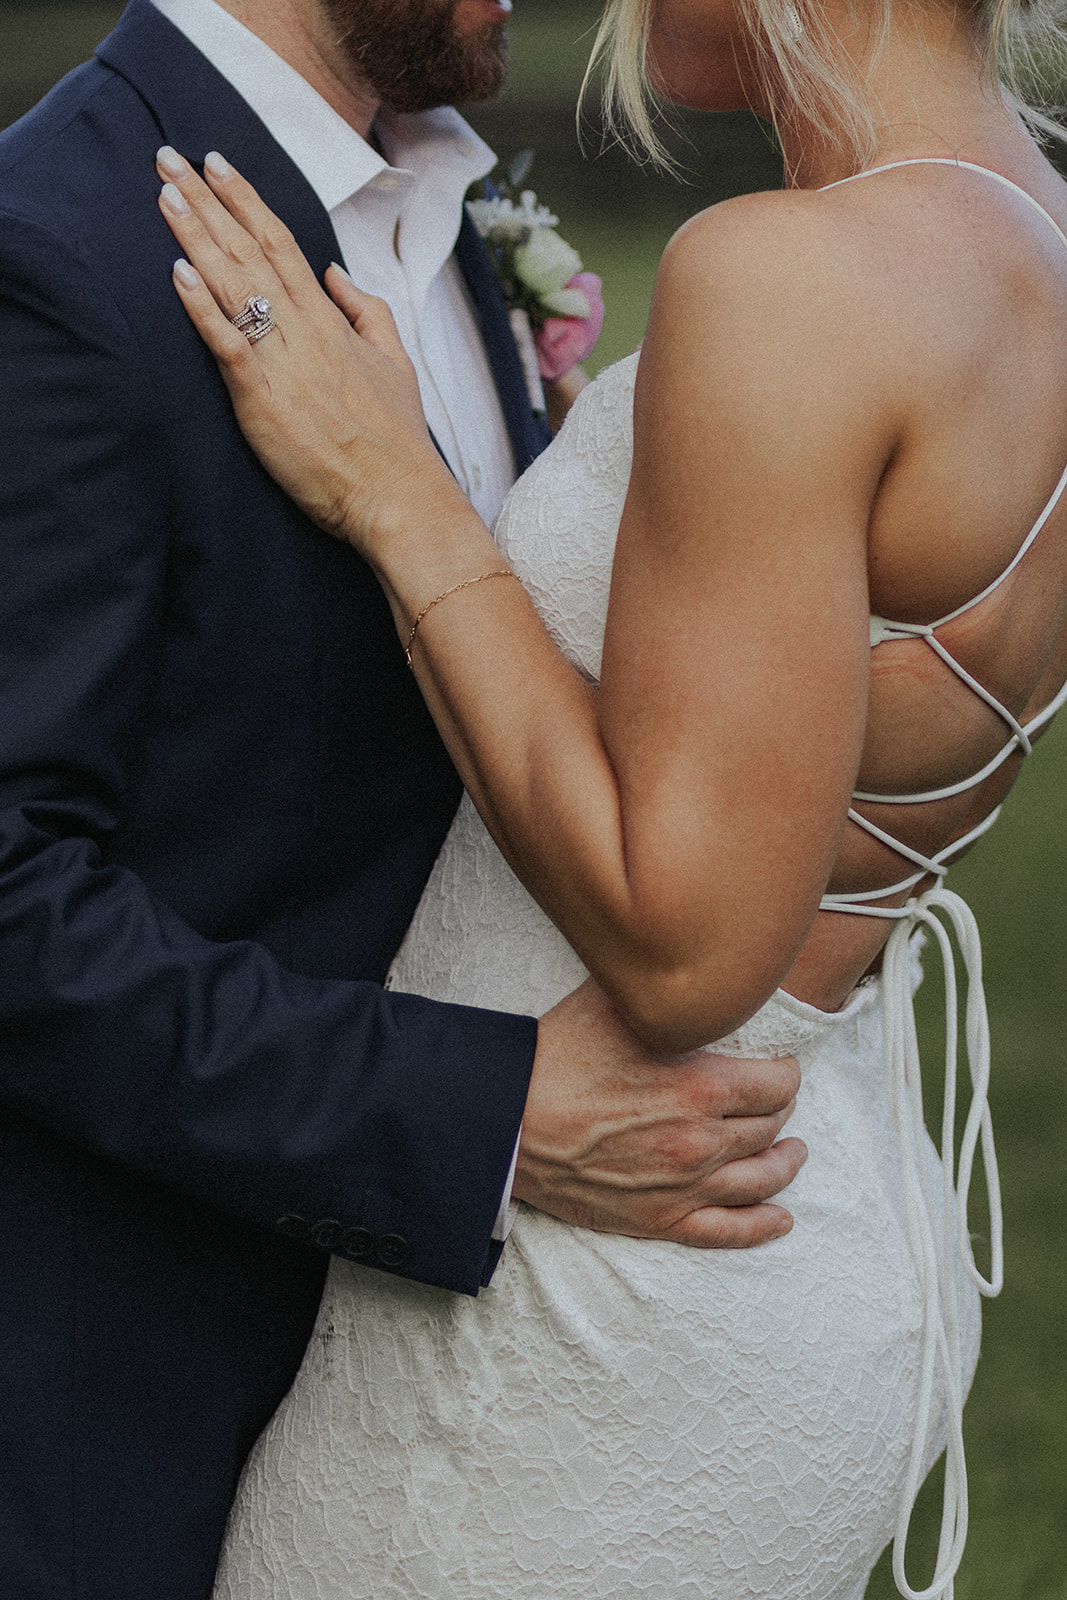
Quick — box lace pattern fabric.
[216,970,979,1599]
[213,354,986,1599]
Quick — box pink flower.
[534,273,605,382]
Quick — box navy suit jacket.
[0,5,550,1595]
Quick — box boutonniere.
[468,152,605,411]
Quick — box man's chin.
[326,0,509,116]
[383,31,509,113]
[454,30,509,105]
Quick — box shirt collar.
[149,0,495,214]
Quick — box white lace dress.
[213,354,982,1600]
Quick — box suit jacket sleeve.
[0,210,536,1298]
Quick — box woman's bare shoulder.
[642,188,900,441]
[657,187,868,302]
[647,186,899,385]
[657,162,1067,334]
[644,166,1062,415]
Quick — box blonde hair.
[582,0,1067,175]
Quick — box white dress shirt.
[150,0,522,1237]
[151,0,516,529]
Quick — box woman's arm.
[160,159,891,1051]
[396,205,883,1048]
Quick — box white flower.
[466,178,599,360]
[540,286,593,319]
[513,227,583,296]
[467,192,559,244]
[467,197,523,241]
[517,191,559,228]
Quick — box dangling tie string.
[879,887,1002,1600]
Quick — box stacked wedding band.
[231,294,276,343]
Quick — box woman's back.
[765,156,1067,1007]
[610,144,1067,1022]
[252,174,1065,1584]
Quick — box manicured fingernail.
[156,145,187,178]
[204,150,235,180]
[329,260,353,282]
[160,182,191,217]
[173,258,199,289]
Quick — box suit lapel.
[453,209,552,475]
[97,1,344,285]
[97,1,550,478]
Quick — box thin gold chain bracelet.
[405,569,520,668]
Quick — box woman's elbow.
[599,951,778,1056]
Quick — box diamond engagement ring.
[231,294,276,343]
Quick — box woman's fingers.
[158,148,363,354]
[199,150,327,309]
[157,146,330,313]
[158,162,285,327]
[325,263,413,369]
[169,257,269,402]
[156,146,447,554]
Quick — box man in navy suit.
[0,1,804,1594]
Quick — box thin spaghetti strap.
[931,452,1067,627]
[820,157,1067,626]
[820,157,1067,254]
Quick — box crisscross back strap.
[818,158,1067,845]
[808,156,1067,1600]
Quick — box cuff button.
[310,1218,343,1250]
[375,1233,410,1268]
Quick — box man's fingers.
[520,982,809,1250]
[694,1135,807,1207]
[657,1097,798,1180]
[664,1202,796,1250]
[691,1050,802,1119]
[716,1099,799,1168]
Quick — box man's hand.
[513,978,805,1248]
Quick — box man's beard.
[324,0,509,113]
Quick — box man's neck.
[211,0,381,138]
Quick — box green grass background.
[2,1,1065,1591]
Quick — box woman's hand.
[155,147,471,564]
